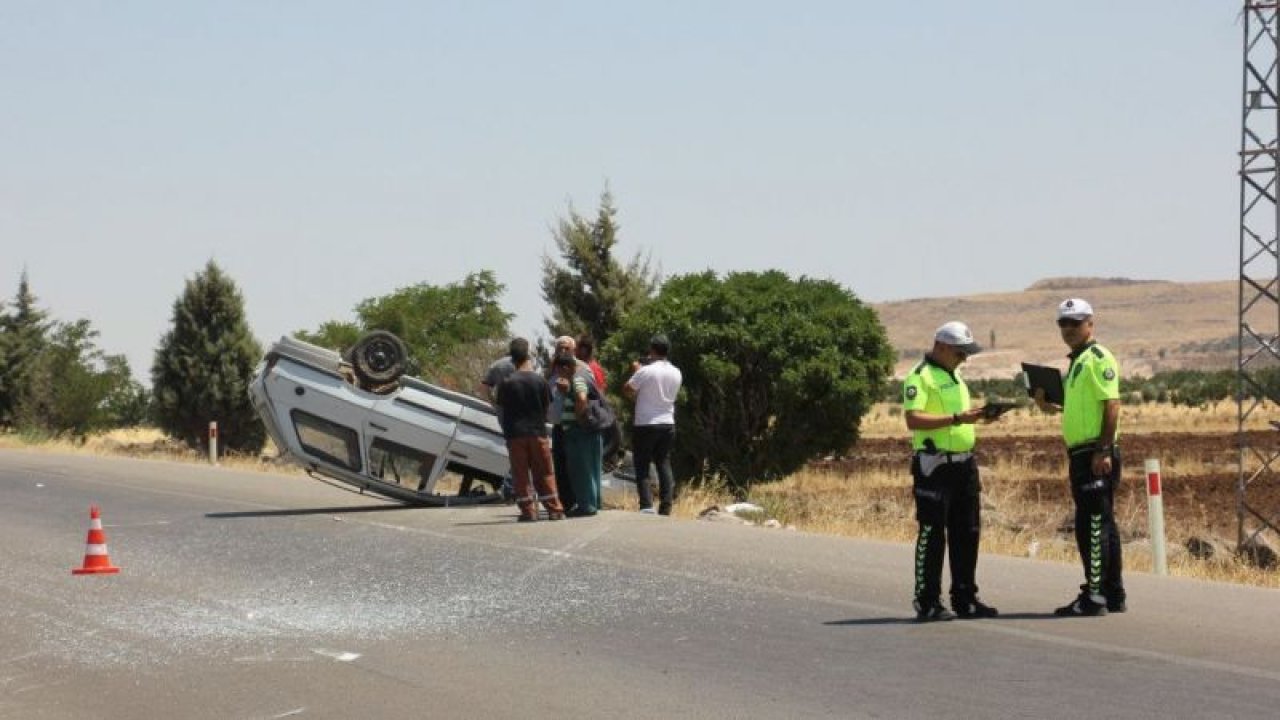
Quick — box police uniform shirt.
[903,356,974,453]
[1062,341,1121,448]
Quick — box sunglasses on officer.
[1057,318,1084,329]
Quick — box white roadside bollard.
[208,421,219,465]
[1144,458,1167,575]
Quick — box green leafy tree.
[297,271,512,391]
[14,320,140,438]
[294,320,362,354]
[541,189,659,344]
[152,261,264,454]
[609,270,893,494]
[1,272,147,436]
[1124,368,1236,408]
[100,358,152,427]
[0,271,53,427]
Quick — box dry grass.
[0,427,285,474]
[858,400,1272,439]
[5,409,1277,588]
[651,401,1280,589]
[652,468,1280,589]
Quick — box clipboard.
[1020,363,1064,406]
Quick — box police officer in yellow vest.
[1034,298,1126,617]
[903,321,1003,622]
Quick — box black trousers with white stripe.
[1068,447,1125,602]
[911,456,981,604]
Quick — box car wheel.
[350,331,408,386]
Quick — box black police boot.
[913,598,956,622]
[952,596,999,619]
[1054,588,1107,617]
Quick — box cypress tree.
[0,270,52,427]
[540,189,659,344]
[151,261,264,454]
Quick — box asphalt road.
[2,449,1279,720]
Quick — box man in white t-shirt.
[623,334,683,515]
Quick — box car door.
[366,389,459,494]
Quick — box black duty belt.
[914,450,974,479]
[915,450,974,462]
[1067,441,1117,456]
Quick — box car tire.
[350,330,408,387]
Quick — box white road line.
[0,653,38,666]
[310,649,360,663]
[360,515,1280,684]
[970,621,1280,683]
[32,464,1280,685]
[104,520,171,528]
[516,522,614,584]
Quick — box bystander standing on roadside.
[1035,298,1127,617]
[577,333,624,471]
[553,353,602,516]
[903,321,1002,622]
[623,334,683,516]
[480,338,526,418]
[494,339,564,522]
[575,334,608,391]
[547,335,599,513]
[479,338,528,501]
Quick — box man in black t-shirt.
[495,340,565,522]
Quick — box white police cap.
[934,321,982,355]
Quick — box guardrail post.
[209,421,219,465]
[1144,458,1167,575]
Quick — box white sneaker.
[639,507,657,515]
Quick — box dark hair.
[553,351,577,369]
[508,337,530,364]
[575,334,595,359]
[649,334,671,357]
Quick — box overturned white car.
[249,333,511,505]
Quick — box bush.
[607,270,892,494]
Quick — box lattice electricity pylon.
[1238,1,1280,552]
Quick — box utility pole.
[1237,2,1280,555]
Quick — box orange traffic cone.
[72,505,120,575]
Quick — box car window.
[369,437,438,490]
[291,409,362,471]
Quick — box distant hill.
[872,277,1239,380]
[1023,277,1166,292]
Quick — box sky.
[1,1,1242,382]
